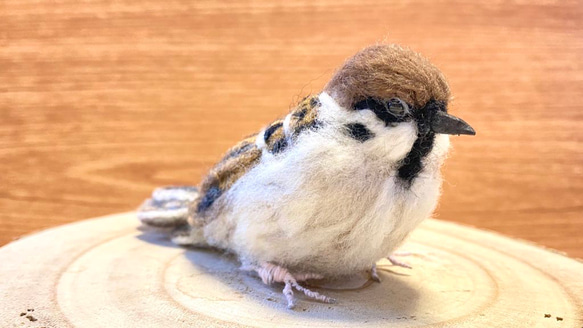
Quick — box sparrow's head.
[320,44,474,183]
[324,44,475,137]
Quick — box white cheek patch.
[318,92,418,163]
[422,133,450,173]
[433,133,451,157]
[371,123,417,161]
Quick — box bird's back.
[137,95,322,230]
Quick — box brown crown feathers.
[325,44,450,109]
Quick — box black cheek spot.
[196,185,222,213]
[345,123,375,142]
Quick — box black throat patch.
[396,100,444,185]
[396,131,435,184]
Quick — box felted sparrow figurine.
[138,44,475,308]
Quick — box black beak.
[430,111,476,136]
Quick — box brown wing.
[193,95,322,222]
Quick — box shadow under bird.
[138,44,475,309]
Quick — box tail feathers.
[137,186,198,228]
[138,186,209,247]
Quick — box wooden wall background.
[1,0,581,258]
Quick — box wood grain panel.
[1,0,582,258]
[1,214,582,327]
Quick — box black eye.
[387,98,409,117]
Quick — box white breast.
[202,93,450,277]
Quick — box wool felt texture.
[344,122,375,142]
[193,94,322,221]
[353,97,409,126]
[137,186,197,228]
[140,89,450,274]
[325,44,450,110]
[137,43,472,307]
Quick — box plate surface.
[1,213,581,327]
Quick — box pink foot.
[241,262,336,309]
[370,263,381,282]
[388,251,413,269]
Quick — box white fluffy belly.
[203,136,443,277]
